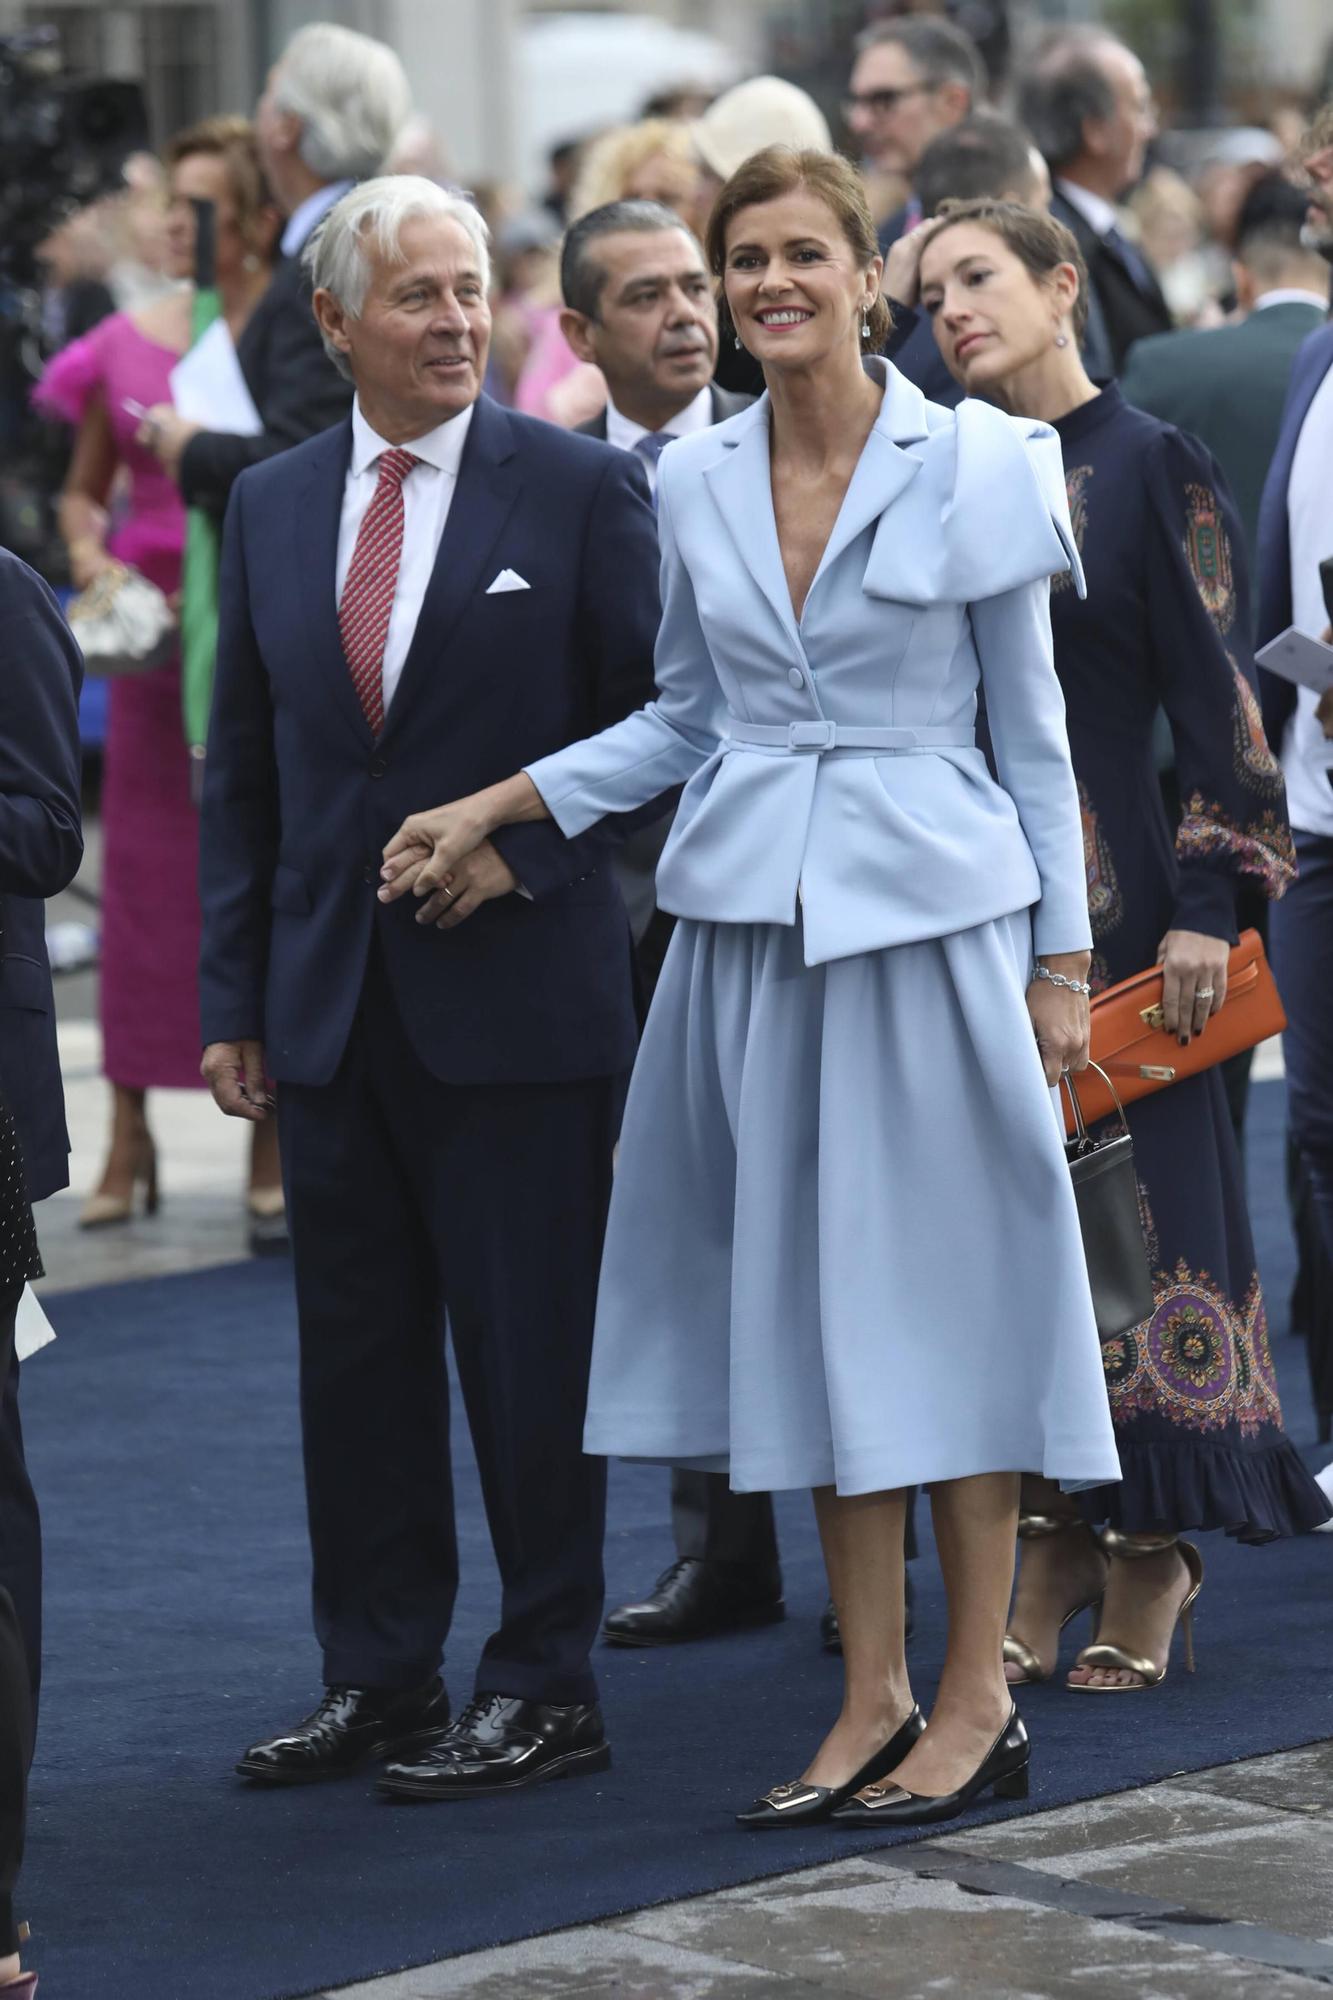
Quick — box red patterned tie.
[338,446,420,734]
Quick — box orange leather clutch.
[1061,928,1286,1135]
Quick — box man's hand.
[414,838,519,929]
[1157,928,1229,1043]
[1317,687,1333,739]
[201,1039,272,1121]
[380,791,497,901]
[136,404,203,483]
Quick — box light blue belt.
[725,720,975,754]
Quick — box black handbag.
[1061,1062,1155,1342]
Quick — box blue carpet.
[19,1078,1333,1999]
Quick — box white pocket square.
[486,568,530,594]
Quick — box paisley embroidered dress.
[1051,384,1325,1540]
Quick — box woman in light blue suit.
[381,148,1120,1828]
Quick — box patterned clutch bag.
[1061,929,1285,1135]
[67,560,175,677]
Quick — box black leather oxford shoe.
[377,1694,610,1799]
[821,1569,915,1654]
[603,1557,784,1646]
[236,1677,450,1785]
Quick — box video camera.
[0,27,149,574]
[0,27,148,289]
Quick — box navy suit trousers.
[1271,831,1333,1264]
[0,1287,38,1715]
[278,946,620,1704]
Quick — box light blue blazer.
[526,358,1092,965]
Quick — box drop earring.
[734,333,742,351]
[861,311,871,340]
[1054,332,1069,349]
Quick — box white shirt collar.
[1056,178,1121,241]
[281,179,354,259]
[605,383,715,454]
[349,396,475,480]
[1254,287,1330,313]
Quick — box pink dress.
[36,313,204,1089]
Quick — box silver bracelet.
[1031,964,1092,997]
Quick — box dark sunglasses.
[842,83,933,116]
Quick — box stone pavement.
[35,851,1328,2000]
[324,1750,1333,1998]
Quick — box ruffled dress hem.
[1076,1436,1331,1544]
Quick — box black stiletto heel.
[829,1706,1030,1827]
[736,1705,925,1829]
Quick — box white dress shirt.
[1284,360,1333,837]
[1253,288,1332,313]
[604,385,715,493]
[1055,179,1120,241]
[335,397,475,715]
[280,179,353,259]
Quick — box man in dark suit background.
[1255,106,1333,1426]
[844,16,986,256]
[200,176,660,1800]
[1122,173,1329,571]
[0,552,83,1705]
[1019,27,1168,378]
[882,112,1051,411]
[562,200,751,986]
[140,23,410,515]
[557,199,784,1646]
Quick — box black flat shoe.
[735,1704,926,1829]
[236,1676,450,1785]
[604,1557,784,1646]
[829,1707,1029,1827]
[378,1694,610,1799]
[821,1570,914,1655]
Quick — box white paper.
[15,1284,55,1361]
[1254,626,1333,696]
[168,318,263,435]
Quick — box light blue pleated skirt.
[583,909,1122,1496]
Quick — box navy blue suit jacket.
[199,395,660,1088]
[1255,320,1333,751]
[0,553,83,1200]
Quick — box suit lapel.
[1265,324,1333,546]
[703,406,803,651]
[701,373,926,643]
[294,420,374,748]
[378,395,522,739]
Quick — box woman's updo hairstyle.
[705,145,894,352]
[925,197,1091,341]
[163,114,275,256]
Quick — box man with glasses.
[843,17,986,254]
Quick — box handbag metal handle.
[1060,1060,1132,1147]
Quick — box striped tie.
[338,447,420,733]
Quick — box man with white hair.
[199,176,659,1800]
[144,23,411,513]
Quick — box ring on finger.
[1195,986,1215,1002]
[441,885,457,903]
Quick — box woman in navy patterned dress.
[919,200,1329,1695]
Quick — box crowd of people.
[0,7,1332,1988]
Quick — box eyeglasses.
[842,83,933,118]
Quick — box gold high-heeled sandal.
[1068,1532,1203,1692]
[1003,1514,1107,1686]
